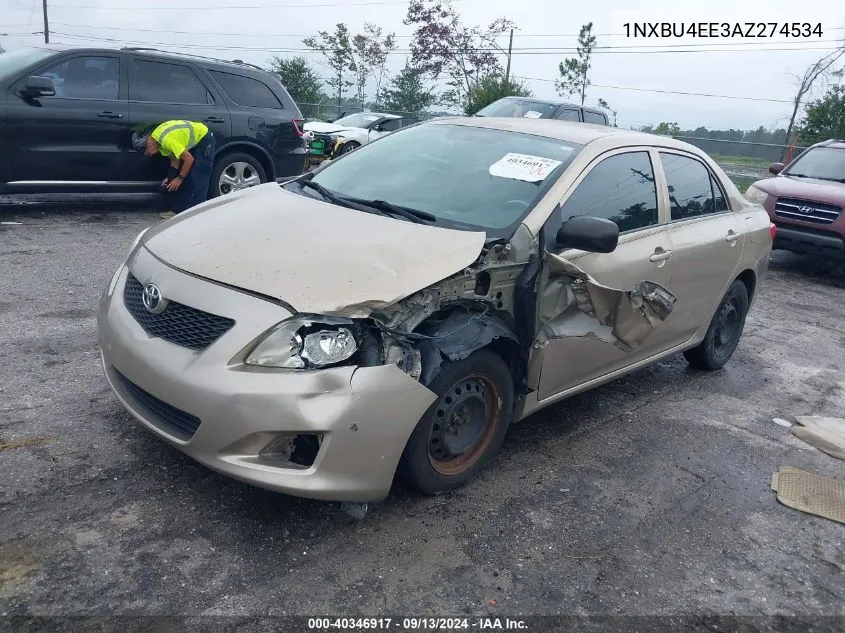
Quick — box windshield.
[0,47,57,82]
[786,147,845,182]
[302,123,582,237]
[476,99,560,119]
[330,113,383,128]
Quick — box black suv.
[475,96,610,125]
[0,46,307,197]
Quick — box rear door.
[5,52,129,183]
[127,57,231,183]
[534,149,676,401]
[655,150,744,343]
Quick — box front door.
[368,116,401,143]
[533,149,677,401]
[6,53,129,183]
[126,57,231,183]
[656,151,745,343]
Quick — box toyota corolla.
[97,117,773,504]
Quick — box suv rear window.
[208,70,282,109]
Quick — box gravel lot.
[1,203,844,620]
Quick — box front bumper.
[773,225,845,259]
[97,246,436,502]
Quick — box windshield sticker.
[523,110,543,119]
[489,153,564,182]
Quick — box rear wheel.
[211,152,267,197]
[684,280,750,370]
[398,349,513,494]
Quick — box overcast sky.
[3,0,844,130]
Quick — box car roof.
[429,116,693,149]
[812,139,845,149]
[495,95,606,115]
[25,45,267,74]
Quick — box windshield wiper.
[299,180,390,218]
[348,198,436,224]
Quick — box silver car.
[97,117,774,503]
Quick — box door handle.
[204,116,225,123]
[96,111,123,119]
[649,249,673,262]
[726,231,739,243]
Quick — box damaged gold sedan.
[97,117,773,504]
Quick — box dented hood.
[141,183,486,316]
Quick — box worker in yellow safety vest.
[132,120,216,219]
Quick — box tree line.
[269,0,611,120]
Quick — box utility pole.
[42,0,49,44]
[504,28,514,85]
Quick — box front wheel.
[211,152,267,197]
[398,349,514,495]
[684,280,750,370]
[335,141,360,156]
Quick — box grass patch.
[729,176,756,193]
[710,154,773,169]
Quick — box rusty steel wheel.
[428,375,501,476]
[398,349,514,495]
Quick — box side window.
[557,109,580,122]
[39,56,119,100]
[660,152,719,220]
[130,60,210,105]
[207,70,282,109]
[551,151,658,246]
[379,118,403,132]
[711,174,729,211]
[400,118,418,128]
[583,110,608,125]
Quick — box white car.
[304,112,419,159]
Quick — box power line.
[49,32,842,55]
[50,0,420,8]
[514,76,796,104]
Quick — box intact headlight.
[245,317,359,369]
[744,185,769,205]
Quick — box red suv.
[745,139,845,259]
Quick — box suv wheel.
[212,152,267,197]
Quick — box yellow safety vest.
[151,120,208,158]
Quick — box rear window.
[476,99,559,119]
[208,70,282,109]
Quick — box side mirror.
[21,76,56,98]
[769,162,785,175]
[556,216,619,253]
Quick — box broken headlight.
[245,317,358,369]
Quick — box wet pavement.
[1,205,844,620]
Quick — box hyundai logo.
[798,206,814,215]
[141,283,167,314]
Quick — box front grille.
[774,198,842,225]
[123,274,234,352]
[114,369,201,440]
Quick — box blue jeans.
[172,132,216,213]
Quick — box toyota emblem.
[141,283,167,314]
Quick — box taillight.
[770,223,776,241]
[292,119,304,138]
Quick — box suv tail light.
[292,119,304,138]
[770,223,776,241]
